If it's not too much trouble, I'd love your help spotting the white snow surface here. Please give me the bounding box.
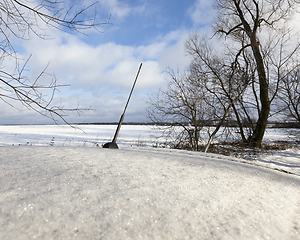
[0,125,300,239]
[0,124,299,175]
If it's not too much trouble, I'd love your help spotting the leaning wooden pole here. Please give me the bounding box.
[103,63,143,149]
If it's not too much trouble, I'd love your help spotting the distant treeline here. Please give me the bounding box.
[74,122,154,126]
[75,121,300,128]
[266,121,300,128]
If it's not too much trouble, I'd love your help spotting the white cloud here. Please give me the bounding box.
[96,0,146,21]
[1,0,213,124]
[22,27,192,91]
[188,0,216,26]
[6,27,193,123]
[98,0,131,20]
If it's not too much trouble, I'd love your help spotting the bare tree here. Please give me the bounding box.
[279,69,300,123]
[148,35,254,152]
[147,69,214,151]
[186,35,252,151]
[0,0,109,123]
[214,0,300,147]
[149,23,300,151]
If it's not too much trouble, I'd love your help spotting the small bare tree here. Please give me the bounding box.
[147,69,214,151]
[0,0,109,123]
[148,36,254,152]
[186,35,252,151]
[279,69,300,123]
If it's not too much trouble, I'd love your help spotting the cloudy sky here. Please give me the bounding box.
[1,0,216,124]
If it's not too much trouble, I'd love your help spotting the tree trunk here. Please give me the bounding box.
[229,99,247,142]
[248,39,270,148]
[232,0,271,148]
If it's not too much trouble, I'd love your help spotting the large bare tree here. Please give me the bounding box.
[0,0,108,124]
[214,0,300,147]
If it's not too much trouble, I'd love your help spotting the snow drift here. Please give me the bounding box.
[0,146,299,239]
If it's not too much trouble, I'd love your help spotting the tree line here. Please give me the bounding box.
[148,0,300,151]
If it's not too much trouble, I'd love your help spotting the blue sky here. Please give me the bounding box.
[96,1,195,45]
[1,0,216,124]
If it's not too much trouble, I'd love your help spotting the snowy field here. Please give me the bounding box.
[0,125,300,239]
[0,124,299,175]
[0,125,162,148]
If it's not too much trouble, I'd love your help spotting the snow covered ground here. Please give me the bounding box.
[0,124,299,175]
[0,125,300,239]
[0,125,162,147]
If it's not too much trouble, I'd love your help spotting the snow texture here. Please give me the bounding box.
[1,146,300,240]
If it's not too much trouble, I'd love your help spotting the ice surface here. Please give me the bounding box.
[0,146,300,239]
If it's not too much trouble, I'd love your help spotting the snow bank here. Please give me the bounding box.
[1,146,299,239]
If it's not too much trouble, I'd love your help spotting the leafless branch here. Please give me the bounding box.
[0,0,108,125]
